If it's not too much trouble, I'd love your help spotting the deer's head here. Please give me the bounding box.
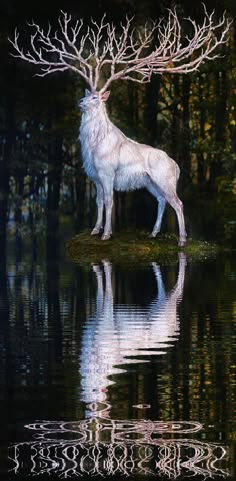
[78,89,110,112]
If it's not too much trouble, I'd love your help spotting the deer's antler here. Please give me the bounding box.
[9,6,232,92]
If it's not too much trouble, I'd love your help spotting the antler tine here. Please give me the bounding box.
[9,5,231,92]
[9,11,97,90]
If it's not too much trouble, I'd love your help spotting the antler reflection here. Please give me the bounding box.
[9,419,229,478]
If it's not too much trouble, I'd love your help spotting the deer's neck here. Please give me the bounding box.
[79,105,112,151]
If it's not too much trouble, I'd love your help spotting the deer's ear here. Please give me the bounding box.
[85,89,91,97]
[101,91,110,102]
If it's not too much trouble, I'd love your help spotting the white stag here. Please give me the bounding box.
[79,88,186,244]
[9,9,230,245]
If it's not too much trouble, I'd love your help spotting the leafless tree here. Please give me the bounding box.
[9,8,231,245]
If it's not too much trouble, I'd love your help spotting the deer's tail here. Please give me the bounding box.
[175,162,180,183]
[169,156,180,185]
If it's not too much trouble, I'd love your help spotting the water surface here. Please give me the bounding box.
[0,237,235,480]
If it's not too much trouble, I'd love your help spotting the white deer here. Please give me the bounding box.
[79,88,186,245]
[9,9,230,245]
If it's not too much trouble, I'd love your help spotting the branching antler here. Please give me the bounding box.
[9,6,232,92]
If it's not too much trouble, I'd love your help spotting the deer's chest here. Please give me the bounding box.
[80,136,99,182]
[83,153,99,182]
[79,121,109,183]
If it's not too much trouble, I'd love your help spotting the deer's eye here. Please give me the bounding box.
[92,95,97,99]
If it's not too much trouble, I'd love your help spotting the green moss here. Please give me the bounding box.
[66,230,219,265]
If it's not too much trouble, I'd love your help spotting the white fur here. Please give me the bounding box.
[79,90,187,245]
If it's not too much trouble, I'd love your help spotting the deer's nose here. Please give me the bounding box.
[78,98,85,109]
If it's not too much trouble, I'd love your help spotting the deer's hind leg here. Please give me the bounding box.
[147,183,166,237]
[147,176,187,246]
[167,192,187,246]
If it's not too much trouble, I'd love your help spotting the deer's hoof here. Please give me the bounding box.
[149,232,157,238]
[178,239,186,247]
[92,264,101,274]
[102,259,112,268]
[91,228,101,235]
[101,233,111,241]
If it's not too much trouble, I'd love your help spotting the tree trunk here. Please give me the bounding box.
[74,165,86,226]
[180,76,191,188]
[209,68,228,184]
[0,96,15,258]
[46,136,63,261]
[197,74,206,185]
[144,76,160,146]
[171,77,181,160]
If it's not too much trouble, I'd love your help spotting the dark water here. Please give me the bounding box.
[0,232,235,480]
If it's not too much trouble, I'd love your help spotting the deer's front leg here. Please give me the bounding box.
[91,182,104,235]
[99,175,114,240]
[92,263,104,314]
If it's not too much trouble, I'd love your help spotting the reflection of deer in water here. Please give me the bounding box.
[9,253,230,480]
[80,254,186,405]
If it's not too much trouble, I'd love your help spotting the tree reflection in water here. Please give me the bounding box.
[8,254,229,478]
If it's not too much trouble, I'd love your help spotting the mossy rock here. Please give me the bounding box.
[66,230,219,265]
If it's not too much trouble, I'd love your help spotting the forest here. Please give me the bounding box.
[0,0,236,254]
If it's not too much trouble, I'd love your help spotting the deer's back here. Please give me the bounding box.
[80,113,179,191]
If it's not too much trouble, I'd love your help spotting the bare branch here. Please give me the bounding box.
[9,6,232,91]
